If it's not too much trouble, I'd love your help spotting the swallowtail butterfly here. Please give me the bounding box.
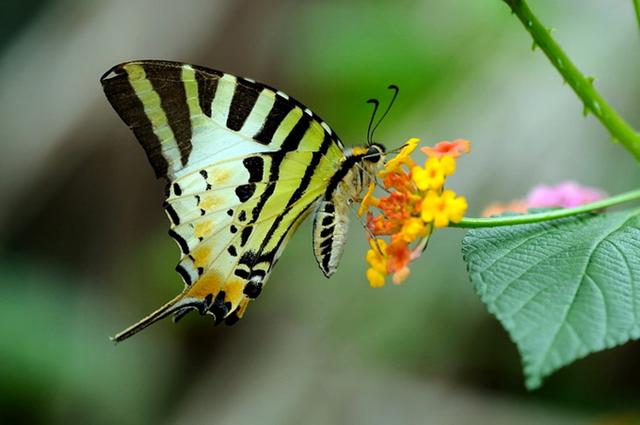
[101,60,385,341]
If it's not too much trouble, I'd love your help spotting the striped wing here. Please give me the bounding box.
[101,60,345,340]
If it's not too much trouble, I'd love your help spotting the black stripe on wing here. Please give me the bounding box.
[101,64,171,177]
[144,64,192,166]
[227,82,261,131]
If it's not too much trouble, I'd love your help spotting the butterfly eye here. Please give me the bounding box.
[365,144,385,162]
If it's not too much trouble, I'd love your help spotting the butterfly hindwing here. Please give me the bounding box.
[102,60,347,339]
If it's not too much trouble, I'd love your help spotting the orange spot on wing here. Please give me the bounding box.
[187,270,224,298]
[191,245,211,267]
[224,279,244,304]
[194,221,213,239]
[211,169,232,185]
[200,195,221,211]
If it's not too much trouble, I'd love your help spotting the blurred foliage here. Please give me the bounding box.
[0,0,47,53]
[0,260,178,425]
[2,0,640,424]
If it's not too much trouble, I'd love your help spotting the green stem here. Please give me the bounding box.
[634,0,640,31]
[503,0,640,161]
[451,188,640,229]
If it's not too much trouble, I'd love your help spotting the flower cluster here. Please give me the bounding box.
[360,138,470,287]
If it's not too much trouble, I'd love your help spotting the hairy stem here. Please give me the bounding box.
[503,0,640,160]
[451,188,640,228]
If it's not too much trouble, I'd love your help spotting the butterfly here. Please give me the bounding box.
[101,60,388,341]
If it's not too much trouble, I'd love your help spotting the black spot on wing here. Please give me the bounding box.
[243,156,264,183]
[224,310,241,326]
[210,291,232,325]
[240,226,253,247]
[243,281,262,299]
[235,183,256,202]
[238,251,257,267]
[203,293,214,310]
[234,268,249,279]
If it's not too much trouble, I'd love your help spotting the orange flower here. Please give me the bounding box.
[359,137,471,287]
[367,191,416,236]
[379,192,412,222]
[386,237,410,271]
[382,170,412,191]
[421,139,470,158]
[386,237,412,285]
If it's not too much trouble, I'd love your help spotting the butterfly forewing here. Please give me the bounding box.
[101,60,346,338]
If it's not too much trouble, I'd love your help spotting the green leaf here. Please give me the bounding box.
[462,209,640,389]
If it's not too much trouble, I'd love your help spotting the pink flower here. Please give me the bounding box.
[421,139,471,158]
[527,181,606,209]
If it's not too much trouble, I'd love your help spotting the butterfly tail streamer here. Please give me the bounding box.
[111,292,186,343]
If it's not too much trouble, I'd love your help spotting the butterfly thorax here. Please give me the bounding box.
[340,148,378,202]
[323,145,383,201]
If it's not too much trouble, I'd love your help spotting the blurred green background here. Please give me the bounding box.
[1,1,639,424]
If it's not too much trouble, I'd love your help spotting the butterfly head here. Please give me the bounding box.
[364,143,385,163]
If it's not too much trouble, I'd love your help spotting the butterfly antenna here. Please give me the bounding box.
[369,85,399,143]
[366,98,380,146]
